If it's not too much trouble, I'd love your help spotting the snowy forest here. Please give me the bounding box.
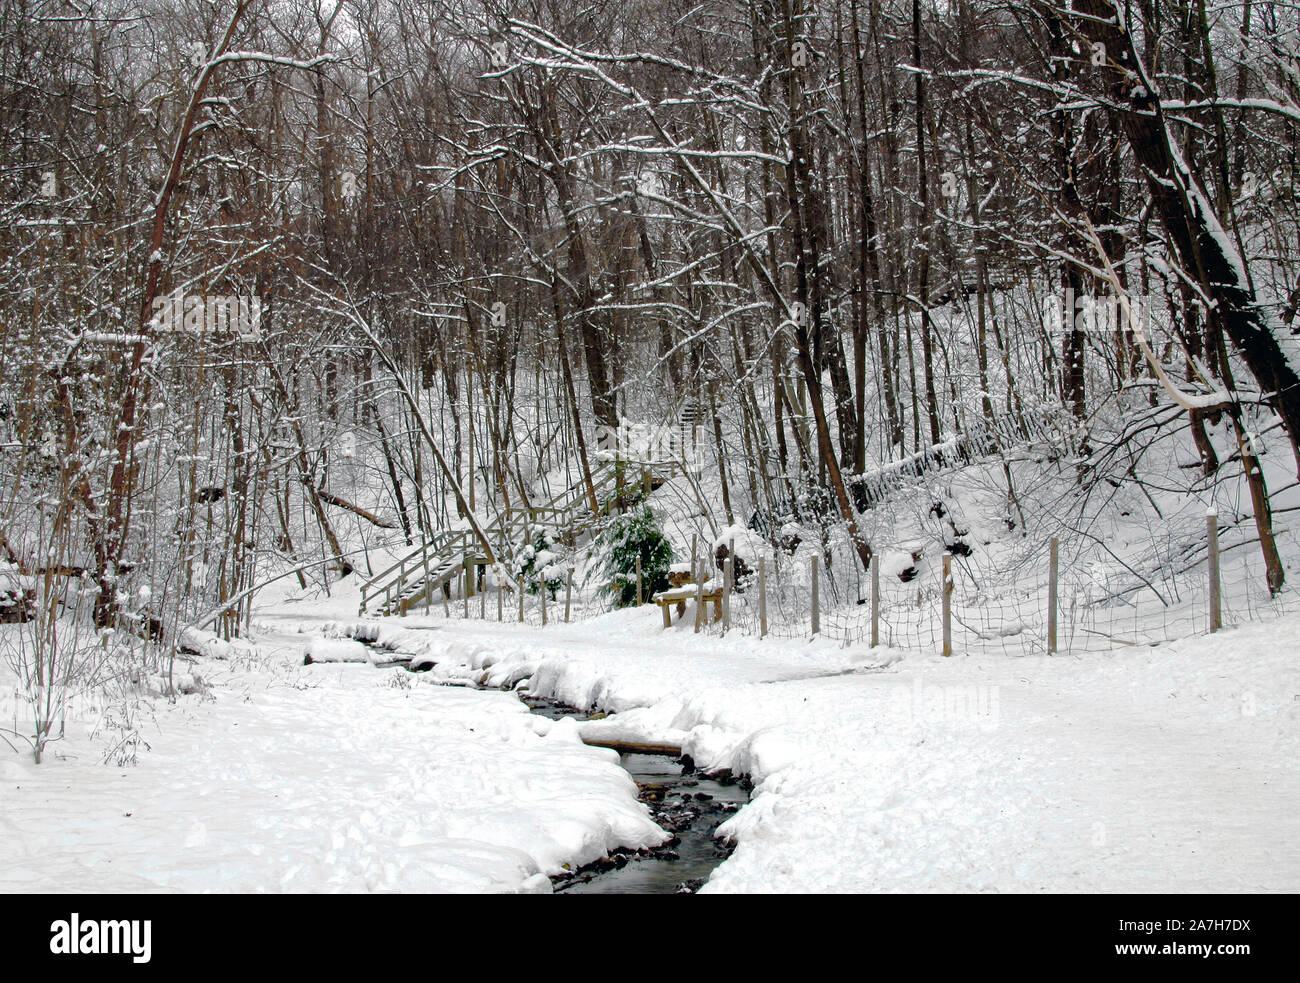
[1,0,1297,898]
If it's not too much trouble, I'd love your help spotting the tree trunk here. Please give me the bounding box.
[1071,0,1300,471]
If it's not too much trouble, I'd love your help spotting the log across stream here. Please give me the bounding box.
[518,694,752,894]
[327,627,752,893]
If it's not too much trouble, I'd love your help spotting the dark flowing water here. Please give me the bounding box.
[519,694,751,895]
[336,636,751,894]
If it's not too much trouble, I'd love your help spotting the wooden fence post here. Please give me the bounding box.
[811,556,820,636]
[497,581,503,621]
[480,571,486,619]
[870,553,879,648]
[518,577,524,622]
[462,564,469,618]
[565,569,573,622]
[541,580,548,625]
[692,539,701,631]
[694,567,705,634]
[759,555,767,638]
[1047,537,1059,654]
[723,552,733,631]
[942,552,953,657]
[636,555,642,606]
[1208,508,1222,632]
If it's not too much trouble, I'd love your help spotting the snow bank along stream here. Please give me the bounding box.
[327,627,754,894]
[519,695,750,894]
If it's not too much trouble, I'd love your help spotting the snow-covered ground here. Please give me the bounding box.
[358,599,1300,892]
[2,576,1296,893]
[0,615,662,893]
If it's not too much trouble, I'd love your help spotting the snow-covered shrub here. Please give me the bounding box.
[597,505,675,607]
[512,530,566,598]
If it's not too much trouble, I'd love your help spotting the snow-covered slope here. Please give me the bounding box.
[407,605,1299,892]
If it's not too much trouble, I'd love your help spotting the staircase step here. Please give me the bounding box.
[364,460,680,614]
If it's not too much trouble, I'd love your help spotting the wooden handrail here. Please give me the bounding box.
[360,528,469,593]
[359,459,680,614]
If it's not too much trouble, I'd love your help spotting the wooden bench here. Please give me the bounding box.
[652,582,722,628]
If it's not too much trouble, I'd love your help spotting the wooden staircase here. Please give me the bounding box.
[357,459,676,616]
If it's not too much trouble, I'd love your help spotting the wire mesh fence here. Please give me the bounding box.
[387,502,1297,659]
[721,510,1297,655]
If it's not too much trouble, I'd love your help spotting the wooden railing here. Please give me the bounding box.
[358,459,678,616]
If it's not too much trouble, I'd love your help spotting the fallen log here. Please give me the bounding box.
[581,738,683,756]
[315,487,395,528]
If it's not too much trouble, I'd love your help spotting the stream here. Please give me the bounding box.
[520,694,751,894]
[331,632,751,893]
